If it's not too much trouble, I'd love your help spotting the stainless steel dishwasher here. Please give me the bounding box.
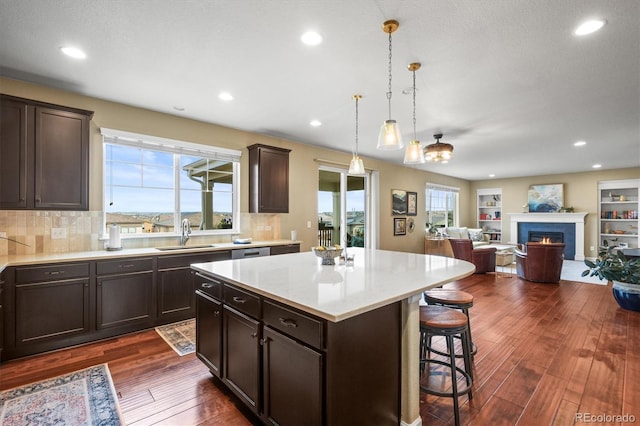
[231,246,271,259]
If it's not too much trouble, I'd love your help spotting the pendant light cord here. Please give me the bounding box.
[412,68,417,141]
[387,30,393,118]
[355,95,360,156]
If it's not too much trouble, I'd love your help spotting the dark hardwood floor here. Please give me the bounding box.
[1,272,638,425]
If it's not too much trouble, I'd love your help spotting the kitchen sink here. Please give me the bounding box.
[155,244,216,251]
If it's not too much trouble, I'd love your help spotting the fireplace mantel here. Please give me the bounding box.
[509,212,588,260]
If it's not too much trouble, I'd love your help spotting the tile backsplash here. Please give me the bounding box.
[0,210,281,256]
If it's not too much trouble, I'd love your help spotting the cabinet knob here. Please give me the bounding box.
[214,310,220,317]
[202,283,214,289]
[251,332,258,338]
[259,337,271,346]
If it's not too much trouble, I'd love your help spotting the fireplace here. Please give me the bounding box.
[509,212,588,261]
[528,231,564,244]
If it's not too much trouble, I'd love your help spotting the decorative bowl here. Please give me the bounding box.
[312,246,343,265]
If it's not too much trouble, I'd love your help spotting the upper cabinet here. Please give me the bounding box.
[0,95,93,210]
[248,144,291,213]
[598,179,639,249]
[477,188,502,242]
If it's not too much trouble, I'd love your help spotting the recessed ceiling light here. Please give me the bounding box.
[310,120,322,127]
[592,164,602,168]
[301,31,323,46]
[574,19,606,36]
[218,92,233,101]
[60,46,87,59]
[489,174,496,178]
[574,141,587,147]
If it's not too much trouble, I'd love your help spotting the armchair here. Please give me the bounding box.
[449,238,497,274]
[515,242,565,283]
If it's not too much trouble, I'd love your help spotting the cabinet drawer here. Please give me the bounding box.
[263,300,324,349]
[158,250,231,270]
[195,273,223,300]
[223,284,261,318]
[270,244,300,255]
[96,258,153,275]
[15,262,89,283]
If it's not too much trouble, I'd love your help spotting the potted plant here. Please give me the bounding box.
[583,243,640,312]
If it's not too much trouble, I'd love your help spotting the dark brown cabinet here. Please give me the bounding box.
[269,243,300,255]
[12,263,90,350]
[0,95,93,210]
[223,305,261,414]
[262,326,322,426]
[157,251,231,323]
[96,258,154,330]
[195,290,223,377]
[248,144,291,213]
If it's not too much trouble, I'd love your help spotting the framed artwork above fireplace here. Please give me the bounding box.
[528,184,563,212]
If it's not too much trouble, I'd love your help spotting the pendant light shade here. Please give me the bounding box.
[403,62,425,164]
[377,20,403,150]
[424,133,454,162]
[348,94,366,175]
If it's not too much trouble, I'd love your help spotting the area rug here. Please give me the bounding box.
[560,260,607,285]
[0,363,123,426]
[155,319,196,356]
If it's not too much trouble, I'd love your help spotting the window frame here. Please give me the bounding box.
[425,183,459,230]
[100,128,241,240]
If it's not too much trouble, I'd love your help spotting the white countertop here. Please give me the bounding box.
[0,240,297,272]
[191,248,475,322]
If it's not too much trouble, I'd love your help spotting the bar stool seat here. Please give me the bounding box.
[420,305,473,426]
[424,289,476,357]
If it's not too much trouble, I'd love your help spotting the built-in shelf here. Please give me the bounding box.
[477,188,502,242]
[598,179,639,250]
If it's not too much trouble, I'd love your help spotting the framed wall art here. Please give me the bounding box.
[528,184,564,212]
[394,217,406,236]
[392,189,407,215]
[407,191,417,216]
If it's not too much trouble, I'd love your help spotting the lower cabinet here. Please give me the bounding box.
[223,306,261,414]
[195,290,222,377]
[16,277,90,345]
[269,243,300,255]
[262,326,322,426]
[96,258,154,330]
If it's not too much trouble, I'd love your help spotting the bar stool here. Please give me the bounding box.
[419,305,473,426]
[423,289,476,358]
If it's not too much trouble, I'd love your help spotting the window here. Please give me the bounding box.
[101,128,241,237]
[425,183,459,229]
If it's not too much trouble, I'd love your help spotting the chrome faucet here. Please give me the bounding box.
[180,218,191,246]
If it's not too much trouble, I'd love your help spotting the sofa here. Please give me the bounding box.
[444,227,490,248]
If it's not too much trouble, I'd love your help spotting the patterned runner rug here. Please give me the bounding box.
[0,363,123,426]
[155,319,196,356]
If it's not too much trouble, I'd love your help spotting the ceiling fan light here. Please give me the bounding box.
[403,140,425,164]
[424,139,453,162]
[348,155,365,175]
[377,120,403,150]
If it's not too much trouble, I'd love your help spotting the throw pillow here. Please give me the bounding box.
[469,229,484,241]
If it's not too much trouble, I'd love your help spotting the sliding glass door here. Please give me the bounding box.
[318,167,369,248]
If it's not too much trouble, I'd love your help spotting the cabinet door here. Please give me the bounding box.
[34,106,90,210]
[196,291,222,377]
[223,305,261,413]
[15,278,90,345]
[262,326,323,426]
[249,144,291,213]
[0,98,29,209]
[97,272,153,329]
[158,267,196,321]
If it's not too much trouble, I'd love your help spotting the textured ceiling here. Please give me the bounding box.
[1,0,638,180]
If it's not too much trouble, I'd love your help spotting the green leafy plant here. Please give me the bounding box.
[425,222,438,235]
[583,242,640,285]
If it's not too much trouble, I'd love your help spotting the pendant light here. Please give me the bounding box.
[424,133,454,162]
[403,62,426,164]
[377,19,403,150]
[348,94,366,175]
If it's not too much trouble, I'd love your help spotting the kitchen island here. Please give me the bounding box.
[191,248,475,426]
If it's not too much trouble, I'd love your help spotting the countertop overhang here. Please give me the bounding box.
[191,248,475,322]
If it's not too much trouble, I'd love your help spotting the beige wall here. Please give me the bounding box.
[471,169,640,258]
[1,77,465,255]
